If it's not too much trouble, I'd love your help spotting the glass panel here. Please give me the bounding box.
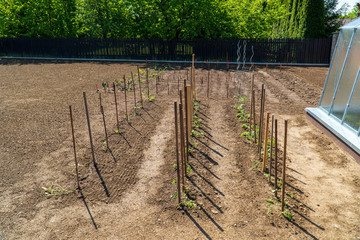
[344,70,360,131]
[331,30,359,120]
[320,29,353,111]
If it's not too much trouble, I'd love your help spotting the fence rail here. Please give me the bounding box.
[0,38,332,64]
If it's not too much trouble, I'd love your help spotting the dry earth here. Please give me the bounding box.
[0,61,359,239]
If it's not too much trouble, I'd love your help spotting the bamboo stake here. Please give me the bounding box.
[180,90,183,107]
[178,76,180,95]
[258,84,265,154]
[274,119,278,198]
[98,92,102,112]
[249,77,254,140]
[262,112,270,172]
[124,76,128,122]
[184,80,189,163]
[281,120,288,212]
[269,115,274,183]
[69,105,80,190]
[113,83,120,131]
[174,102,181,204]
[167,75,170,95]
[186,86,191,140]
[137,66,144,107]
[83,92,96,166]
[100,106,109,150]
[146,68,150,100]
[253,90,257,144]
[192,53,196,100]
[179,103,186,190]
[131,72,137,114]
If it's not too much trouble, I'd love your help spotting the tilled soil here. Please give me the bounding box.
[0,61,359,239]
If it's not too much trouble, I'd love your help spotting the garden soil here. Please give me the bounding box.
[0,61,359,239]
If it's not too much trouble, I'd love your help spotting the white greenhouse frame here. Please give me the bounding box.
[306,18,360,155]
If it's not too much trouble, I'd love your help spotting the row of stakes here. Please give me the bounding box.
[67,55,198,203]
[247,76,289,212]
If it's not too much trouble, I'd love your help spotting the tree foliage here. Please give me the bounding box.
[0,0,331,39]
[273,0,327,38]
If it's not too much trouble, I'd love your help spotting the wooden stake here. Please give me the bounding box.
[83,92,96,166]
[113,83,120,131]
[156,76,159,95]
[146,68,150,99]
[69,105,80,190]
[179,103,186,191]
[131,72,137,114]
[274,119,278,198]
[124,76,128,122]
[100,105,109,149]
[262,112,270,172]
[137,66,144,107]
[258,89,266,161]
[207,70,210,98]
[269,115,274,183]
[281,120,288,212]
[178,76,180,95]
[174,102,181,204]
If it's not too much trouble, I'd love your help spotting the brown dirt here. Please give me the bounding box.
[0,61,359,239]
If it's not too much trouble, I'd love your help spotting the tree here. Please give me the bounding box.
[340,3,360,18]
[273,0,326,38]
[324,0,341,37]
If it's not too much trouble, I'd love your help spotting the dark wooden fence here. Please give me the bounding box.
[0,38,332,64]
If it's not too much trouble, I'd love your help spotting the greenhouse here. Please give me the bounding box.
[306,17,360,155]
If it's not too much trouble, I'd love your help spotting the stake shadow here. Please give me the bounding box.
[107,147,117,163]
[200,122,212,131]
[290,207,325,231]
[197,102,209,108]
[285,193,315,212]
[192,146,218,165]
[93,162,110,197]
[78,188,98,229]
[189,163,224,196]
[187,177,223,213]
[193,137,224,158]
[286,174,307,185]
[286,218,319,240]
[128,122,142,135]
[285,182,304,194]
[197,110,211,120]
[149,101,161,108]
[286,166,304,176]
[191,154,221,180]
[181,206,212,240]
[198,127,213,138]
[203,135,229,151]
[141,107,154,119]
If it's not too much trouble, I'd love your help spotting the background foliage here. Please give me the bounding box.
[0,0,353,39]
